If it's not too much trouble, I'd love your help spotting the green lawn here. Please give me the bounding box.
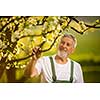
[83,71,100,83]
[82,66,100,83]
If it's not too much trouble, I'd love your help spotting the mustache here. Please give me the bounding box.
[57,50,68,58]
[64,49,67,52]
[60,49,67,52]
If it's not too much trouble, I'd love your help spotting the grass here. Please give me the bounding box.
[83,71,100,83]
[82,66,100,83]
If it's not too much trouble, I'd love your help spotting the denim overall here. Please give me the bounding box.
[49,57,74,83]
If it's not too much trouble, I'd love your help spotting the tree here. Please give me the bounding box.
[0,16,100,82]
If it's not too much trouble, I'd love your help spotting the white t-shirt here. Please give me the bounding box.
[34,55,84,83]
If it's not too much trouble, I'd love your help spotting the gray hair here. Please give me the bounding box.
[61,33,77,48]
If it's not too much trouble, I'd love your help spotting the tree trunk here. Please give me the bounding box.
[0,65,5,79]
[6,67,16,83]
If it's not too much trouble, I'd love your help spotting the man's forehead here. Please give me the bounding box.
[61,37,74,42]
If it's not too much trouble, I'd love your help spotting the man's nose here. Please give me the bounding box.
[63,43,67,48]
[63,44,68,50]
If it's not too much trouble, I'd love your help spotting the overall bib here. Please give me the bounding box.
[49,57,74,83]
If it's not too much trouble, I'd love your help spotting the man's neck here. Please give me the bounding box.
[55,55,68,64]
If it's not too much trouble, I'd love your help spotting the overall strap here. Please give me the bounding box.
[49,56,74,83]
[70,60,74,82]
[49,56,56,82]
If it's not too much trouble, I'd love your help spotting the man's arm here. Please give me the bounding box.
[76,64,84,83]
[24,47,41,78]
[24,58,38,78]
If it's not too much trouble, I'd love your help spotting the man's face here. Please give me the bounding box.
[58,37,75,58]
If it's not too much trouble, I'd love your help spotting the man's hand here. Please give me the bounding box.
[32,46,42,60]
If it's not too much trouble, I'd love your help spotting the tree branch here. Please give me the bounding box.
[68,17,100,34]
[85,23,100,28]
[41,34,61,52]
[70,17,100,29]
[17,34,42,40]
[0,16,23,32]
[70,26,83,34]
[67,17,73,27]
[37,16,48,25]
[7,54,33,64]
[0,17,12,32]
[6,34,60,64]
[69,17,79,23]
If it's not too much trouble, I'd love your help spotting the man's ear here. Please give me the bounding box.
[71,48,75,54]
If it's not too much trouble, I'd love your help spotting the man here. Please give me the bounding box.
[24,33,84,83]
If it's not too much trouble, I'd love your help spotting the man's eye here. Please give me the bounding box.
[67,43,70,46]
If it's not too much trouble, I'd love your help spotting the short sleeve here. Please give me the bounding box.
[74,62,84,83]
[35,58,43,75]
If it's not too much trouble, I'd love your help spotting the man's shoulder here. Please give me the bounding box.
[69,58,81,66]
[39,55,53,61]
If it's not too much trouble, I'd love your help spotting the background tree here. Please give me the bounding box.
[0,16,100,82]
